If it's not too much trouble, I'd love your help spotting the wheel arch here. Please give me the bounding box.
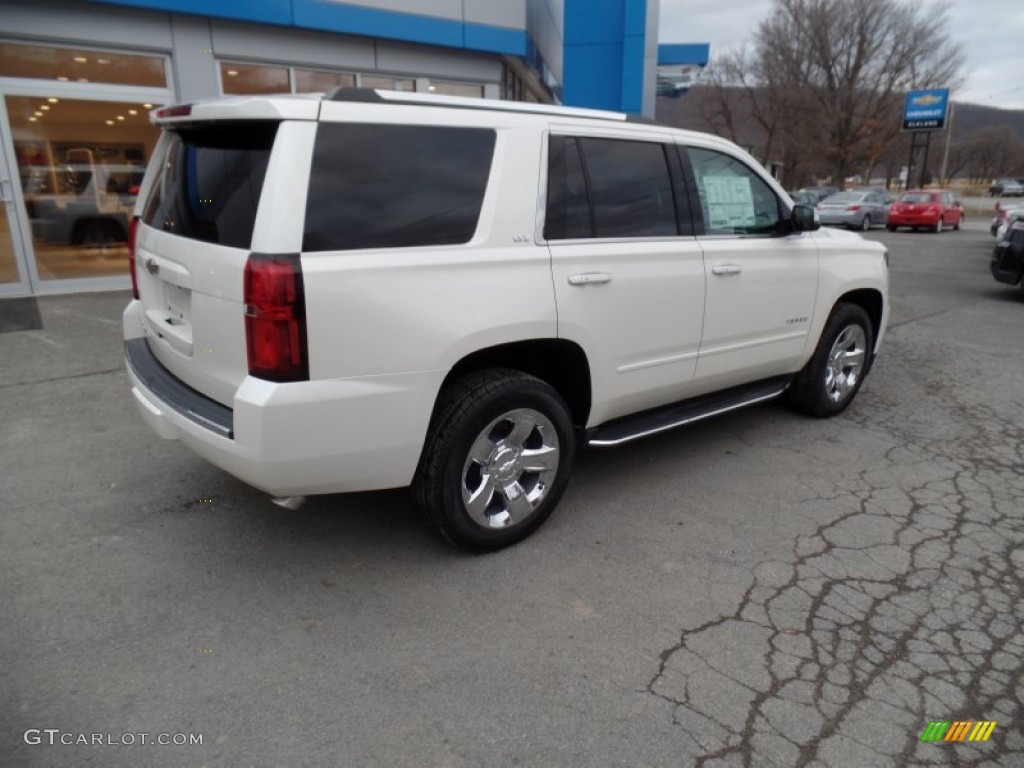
[834,288,884,348]
[438,339,592,429]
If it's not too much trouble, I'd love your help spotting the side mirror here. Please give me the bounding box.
[791,204,820,233]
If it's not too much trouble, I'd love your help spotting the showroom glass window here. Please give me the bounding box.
[303,124,495,251]
[686,147,781,236]
[0,42,167,281]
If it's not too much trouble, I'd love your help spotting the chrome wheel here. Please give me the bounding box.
[824,325,867,403]
[461,408,560,529]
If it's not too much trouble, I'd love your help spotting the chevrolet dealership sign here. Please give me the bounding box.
[903,88,950,131]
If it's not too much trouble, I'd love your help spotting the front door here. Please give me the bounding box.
[684,144,819,391]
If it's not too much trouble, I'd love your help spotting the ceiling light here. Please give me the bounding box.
[143,103,153,109]
[57,76,69,82]
[116,115,125,121]
[29,117,38,122]
[97,58,110,65]
[106,119,115,125]
[77,78,89,83]
[73,56,88,63]
[48,98,59,103]
[128,109,138,115]
[40,105,50,111]
[226,70,238,76]
[428,85,436,92]
[34,111,43,117]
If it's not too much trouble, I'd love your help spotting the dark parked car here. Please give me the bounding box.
[887,189,963,233]
[990,220,1024,294]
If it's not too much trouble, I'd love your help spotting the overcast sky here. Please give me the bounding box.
[658,0,1024,109]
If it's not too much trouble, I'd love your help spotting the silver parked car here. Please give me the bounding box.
[816,190,892,231]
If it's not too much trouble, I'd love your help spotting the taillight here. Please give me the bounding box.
[846,205,861,212]
[243,254,308,382]
[153,103,193,119]
[127,216,140,300]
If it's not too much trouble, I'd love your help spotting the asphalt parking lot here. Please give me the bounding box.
[2,218,1022,767]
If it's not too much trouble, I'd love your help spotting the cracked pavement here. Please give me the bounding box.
[2,221,1022,766]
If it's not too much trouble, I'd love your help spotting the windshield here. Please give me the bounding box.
[821,192,865,203]
[899,193,935,204]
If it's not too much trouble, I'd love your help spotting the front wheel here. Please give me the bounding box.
[788,304,873,418]
[413,369,576,551]
[934,217,943,234]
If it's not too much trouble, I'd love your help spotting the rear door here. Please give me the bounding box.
[545,130,706,425]
[134,109,314,405]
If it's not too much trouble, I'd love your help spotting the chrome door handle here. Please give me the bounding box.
[0,179,12,203]
[568,272,612,286]
[711,264,743,276]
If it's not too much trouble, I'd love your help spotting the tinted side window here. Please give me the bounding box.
[686,147,781,236]
[142,122,278,249]
[579,138,677,237]
[545,135,592,239]
[304,124,495,251]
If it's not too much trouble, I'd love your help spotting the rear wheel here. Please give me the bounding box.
[886,224,897,232]
[860,215,871,232]
[789,303,873,418]
[413,369,576,551]
[933,217,943,234]
[953,214,962,231]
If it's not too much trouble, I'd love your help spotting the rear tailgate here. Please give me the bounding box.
[133,99,317,406]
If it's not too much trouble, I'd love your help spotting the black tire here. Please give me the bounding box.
[788,303,874,418]
[860,214,871,232]
[413,369,576,552]
[953,214,962,231]
[886,224,897,232]
[933,217,943,234]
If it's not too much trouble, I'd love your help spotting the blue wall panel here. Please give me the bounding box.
[92,0,526,56]
[562,0,647,113]
[94,0,293,25]
[562,43,623,111]
[658,43,710,66]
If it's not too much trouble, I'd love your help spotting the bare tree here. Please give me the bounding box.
[698,0,964,186]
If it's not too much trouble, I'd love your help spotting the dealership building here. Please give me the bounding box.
[0,0,665,297]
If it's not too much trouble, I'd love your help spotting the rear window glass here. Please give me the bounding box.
[141,121,278,249]
[303,124,495,251]
[899,193,935,203]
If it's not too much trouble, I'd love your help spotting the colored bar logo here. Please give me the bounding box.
[921,721,997,743]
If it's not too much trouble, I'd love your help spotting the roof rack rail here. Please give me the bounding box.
[326,87,628,122]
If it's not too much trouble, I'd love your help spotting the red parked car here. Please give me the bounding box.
[887,189,963,233]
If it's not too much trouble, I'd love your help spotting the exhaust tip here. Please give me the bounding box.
[271,495,307,511]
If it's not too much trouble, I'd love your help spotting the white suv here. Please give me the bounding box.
[124,89,888,550]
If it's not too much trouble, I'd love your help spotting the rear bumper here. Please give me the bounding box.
[888,214,939,227]
[124,304,443,496]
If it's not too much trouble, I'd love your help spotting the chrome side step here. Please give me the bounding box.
[586,376,792,448]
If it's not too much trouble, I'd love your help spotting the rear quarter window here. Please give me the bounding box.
[141,121,278,249]
[303,124,496,251]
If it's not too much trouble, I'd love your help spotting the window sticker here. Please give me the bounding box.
[702,175,755,230]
